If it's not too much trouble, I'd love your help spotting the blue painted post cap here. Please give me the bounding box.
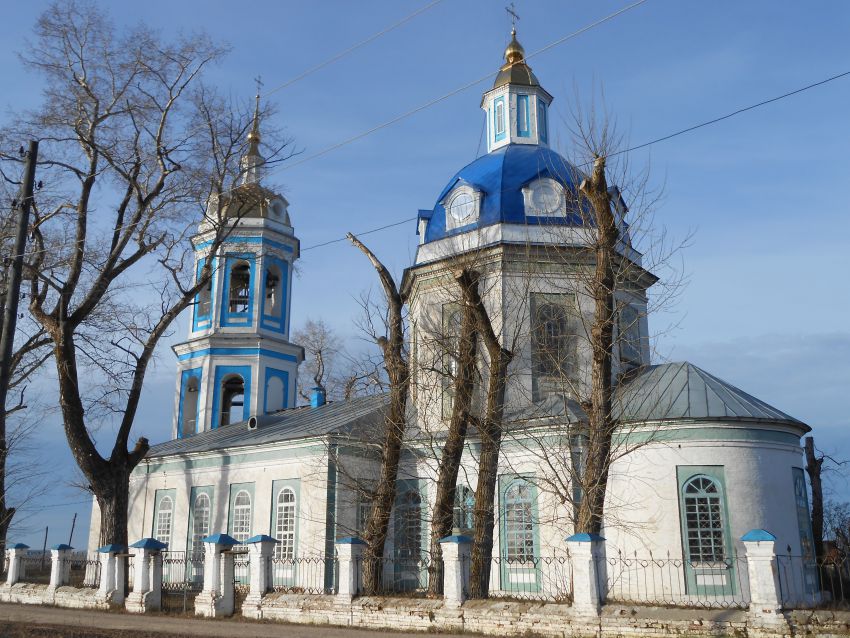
[97,543,127,554]
[7,543,30,550]
[202,533,240,546]
[741,529,776,542]
[51,543,73,551]
[246,534,279,544]
[566,533,606,543]
[439,534,473,544]
[335,536,367,545]
[129,538,169,551]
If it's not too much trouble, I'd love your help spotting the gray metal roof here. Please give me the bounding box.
[147,393,389,458]
[614,361,807,428]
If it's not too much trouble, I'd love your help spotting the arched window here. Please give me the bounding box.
[682,476,726,564]
[191,493,211,557]
[531,293,578,402]
[274,488,296,559]
[395,490,422,559]
[231,490,252,543]
[155,496,173,546]
[181,374,200,436]
[263,265,283,318]
[504,482,535,562]
[453,486,474,533]
[265,375,285,414]
[228,260,251,314]
[220,374,245,426]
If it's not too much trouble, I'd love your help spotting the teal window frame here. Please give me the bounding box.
[517,94,531,137]
[676,466,735,596]
[227,482,255,543]
[220,254,255,327]
[498,474,540,593]
[152,488,177,548]
[453,485,475,533]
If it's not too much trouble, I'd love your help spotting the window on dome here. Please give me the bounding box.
[494,97,506,141]
[517,95,530,137]
[537,100,548,143]
[445,186,480,231]
[531,293,579,402]
[523,178,565,216]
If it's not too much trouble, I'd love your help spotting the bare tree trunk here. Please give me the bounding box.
[427,269,479,596]
[347,233,409,595]
[805,436,824,561]
[575,155,619,535]
[464,272,513,599]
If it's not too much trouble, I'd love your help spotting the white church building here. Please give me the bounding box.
[89,29,815,601]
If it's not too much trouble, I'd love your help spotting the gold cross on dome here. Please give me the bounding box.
[506,3,520,29]
[254,75,264,98]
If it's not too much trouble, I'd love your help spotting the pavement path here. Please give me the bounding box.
[0,602,470,637]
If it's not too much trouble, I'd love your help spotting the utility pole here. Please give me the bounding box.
[68,512,77,546]
[0,140,38,550]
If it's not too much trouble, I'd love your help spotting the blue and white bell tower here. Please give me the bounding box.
[172,96,304,439]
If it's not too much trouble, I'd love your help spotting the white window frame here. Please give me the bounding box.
[274,487,297,560]
[522,177,567,217]
[442,184,482,231]
[231,490,252,543]
[191,493,211,557]
[155,496,174,546]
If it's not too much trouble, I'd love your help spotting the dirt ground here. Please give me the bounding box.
[0,622,193,638]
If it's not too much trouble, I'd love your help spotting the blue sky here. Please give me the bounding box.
[2,0,848,547]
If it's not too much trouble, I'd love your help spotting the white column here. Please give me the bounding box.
[243,535,277,617]
[96,546,119,600]
[336,537,365,602]
[48,544,73,589]
[566,533,604,618]
[195,534,240,618]
[5,544,29,586]
[742,529,787,630]
[125,538,167,613]
[439,534,471,608]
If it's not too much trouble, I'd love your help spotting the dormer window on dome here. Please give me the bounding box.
[522,178,566,217]
[443,184,481,231]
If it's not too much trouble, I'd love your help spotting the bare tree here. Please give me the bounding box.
[1,1,295,547]
[346,233,410,594]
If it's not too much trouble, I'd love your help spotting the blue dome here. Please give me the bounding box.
[419,144,586,244]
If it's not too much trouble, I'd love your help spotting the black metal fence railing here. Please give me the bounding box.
[597,551,750,609]
[777,554,850,610]
[355,555,440,597]
[20,553,51,584]
[65,551,101,588]
[487,556,573,602]
[268,555,337,595]
[160,551,205,614]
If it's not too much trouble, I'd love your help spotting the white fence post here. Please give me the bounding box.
[195,533,239,618]
[566,533,604,618]
[96,543,124,603]
[5,543,28,586]
[125,538,167,613]
[48,543,73,589]
[243,534,278,618]
[336,536,365,603]
[742,529,788,631]
[439,534,471,608]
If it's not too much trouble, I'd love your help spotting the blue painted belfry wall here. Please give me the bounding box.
[170,103,304,439]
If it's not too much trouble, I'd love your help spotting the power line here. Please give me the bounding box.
[265,0,445,96]
[267,0,650,176]
[300,67,850,251]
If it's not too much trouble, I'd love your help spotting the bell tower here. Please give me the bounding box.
[172,94,304,438]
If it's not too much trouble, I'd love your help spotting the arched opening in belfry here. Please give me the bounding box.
[229,260,251,314]
[264,264,283,318]
[220,374,245,426]
[181,375,200,435]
